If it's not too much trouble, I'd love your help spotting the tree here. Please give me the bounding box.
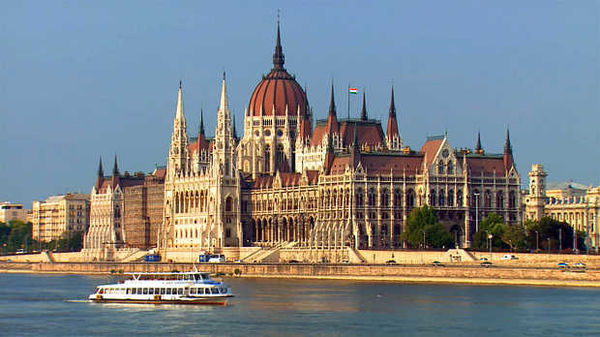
[526,217,586,252]
[401,206,453,249]
[501,224,527,251]
[472,213,508,250]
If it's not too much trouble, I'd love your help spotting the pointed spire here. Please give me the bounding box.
[199,108,205,136]
[475,131,482,152]
[504,128,512,154]
[97,156,104,177]
[175,81,184,120]
[386,87,399,141]
[326,83,339,134]
[218,72,229,113]
[360,92,368,121]
[272,19,285,70]
[112,154,119,176]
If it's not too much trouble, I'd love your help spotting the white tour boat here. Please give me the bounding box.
[88,271,234,305]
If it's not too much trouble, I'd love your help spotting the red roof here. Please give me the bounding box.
[466,156,507,176]
[419,138,444,167]
[248,69,308,117]
[311,120,384,147]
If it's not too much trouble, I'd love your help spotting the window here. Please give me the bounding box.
[447,161,453,175]
[178,288,183,295]
[225,197,233,212]
[438,160,444,174]
[430,189,436,206]
[356,189,364,207]
[448,189,454,207]
[406,189,415,209]
[143,288,148,295]
[226,228,231,238]
[264,145,271,172]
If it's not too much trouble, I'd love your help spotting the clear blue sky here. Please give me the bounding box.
[1,1,598,206]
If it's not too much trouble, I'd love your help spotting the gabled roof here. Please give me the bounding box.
[464,155,506,176]
[311,119,384,147]
[419,136,444,167]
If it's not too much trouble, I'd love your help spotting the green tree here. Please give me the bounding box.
[501,223,527,251]
[526,217,586,252]
[472,213,507,250]
[401,206,453,249]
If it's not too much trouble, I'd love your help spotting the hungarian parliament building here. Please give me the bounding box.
[82,25,522,260]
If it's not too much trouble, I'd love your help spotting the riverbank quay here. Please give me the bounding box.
[1,261,599,288]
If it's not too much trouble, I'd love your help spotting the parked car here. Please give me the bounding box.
[480,261,493,268]
[385,260,397,265]
[432,261,445,267]
[479,257,488,261]
[557,262,569,269]
[574,262,586,269]
[288,259,300,264]
[500,254,517,261]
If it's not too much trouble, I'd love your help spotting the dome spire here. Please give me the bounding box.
[272,18,285,70]
[475,130,482,152]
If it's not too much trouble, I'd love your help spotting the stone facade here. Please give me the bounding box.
[83,157,165,260]
[160,24,521,256]
[0,202,28,223]
[31,193,89,242]
[523,164,599,250]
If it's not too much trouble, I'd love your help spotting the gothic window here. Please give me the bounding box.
[394,189,401,207]
[430,189,437,206]
[264,145,271,172]
[225,228,231,238]
[509,191,516,209]
[225,196,233,212]
[457,190,463,207]
[448,189,454,207]
[484,190,492,208]
[276,144,285,170]
[439,189,445,206]
[406,189,415,209]
[368,188,376,207]
[381,189,389,207]
[438,160,444,175]
[356,188,364,207]
[114,205,121,218]
[447,161,454,175]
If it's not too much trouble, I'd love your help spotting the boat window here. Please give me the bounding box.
[155,288,160,295]
[166,288,172,295]
[220,287,226,294]
[126,288,130,294]
[160,288,166,295]
[178,288,183,295]
[190,288,196,295]
[143,288,148,295]
[149,288,154,295]
[210,288,218,294]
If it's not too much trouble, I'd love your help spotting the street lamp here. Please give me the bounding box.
[559,228,562,253]
[422,229,426,250]
[547,237,550,254]
[474,192,480,233]
[535,230,539,252]
[488,233,493,259]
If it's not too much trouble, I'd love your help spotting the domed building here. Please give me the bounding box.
[238,23,311,177]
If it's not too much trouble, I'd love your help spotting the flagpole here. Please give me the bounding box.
[347,84,350,119]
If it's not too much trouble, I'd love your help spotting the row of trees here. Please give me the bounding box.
[0,220,84,254]
[401,207,587,252]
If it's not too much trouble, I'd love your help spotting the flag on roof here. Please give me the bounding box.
[349,87,358,94]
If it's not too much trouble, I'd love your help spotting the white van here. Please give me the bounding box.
[500,254,517,260]
[208,254,225,263]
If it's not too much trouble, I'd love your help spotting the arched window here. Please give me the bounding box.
[225,196,233,212]
[439,189,445,206]
[509,191,516,208]
[394,189,401,207]
[368,188,376,207]
[356,188,364,207]
[430,189,437,206]
[406,189,415,209]
[276,144,285,170]
[448,189,454,207]
[496,191,504,209]
[381,189,389,207]
[438,160,444,174]
[457,190,463,207]
[484,190,492,208]
[447,161,453,175]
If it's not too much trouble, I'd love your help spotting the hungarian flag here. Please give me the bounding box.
[349,87,358,95]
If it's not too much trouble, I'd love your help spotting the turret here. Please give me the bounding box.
[111,154,120,187]
[475,131,483,154]
[167,81,190,177]
[95,156,104,191]
[326,83,339,135]
[503,128,514,171]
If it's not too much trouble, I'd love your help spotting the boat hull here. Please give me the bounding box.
[89,296,231,305]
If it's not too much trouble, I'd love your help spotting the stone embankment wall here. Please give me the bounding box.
[2,261,599,286]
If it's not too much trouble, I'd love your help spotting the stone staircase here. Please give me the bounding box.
[242,244,283,263]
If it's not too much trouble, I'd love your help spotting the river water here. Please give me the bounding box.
[0,273,598,336]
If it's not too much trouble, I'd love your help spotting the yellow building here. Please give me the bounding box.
[31,194,90,242]
[0,202,28,223]
[524,164,599,250]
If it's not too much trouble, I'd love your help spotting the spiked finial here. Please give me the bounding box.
[97,156,104,177]
[112,154,119,176]
[475,131,482,152]
[328,82,336,117]
[218,73,229,113]
[199,109,205,136]
[504,128,512,154]
[175,81,184,119]
[272,19,285,69]
[386,87,399,141]
[360,92,368,121]
[389,86,396,117]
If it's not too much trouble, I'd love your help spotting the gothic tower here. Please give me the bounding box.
[526,164,547,221]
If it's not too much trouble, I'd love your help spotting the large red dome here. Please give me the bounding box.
[247,25,308,118]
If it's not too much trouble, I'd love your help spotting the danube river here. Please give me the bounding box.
[0,273,598,336]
